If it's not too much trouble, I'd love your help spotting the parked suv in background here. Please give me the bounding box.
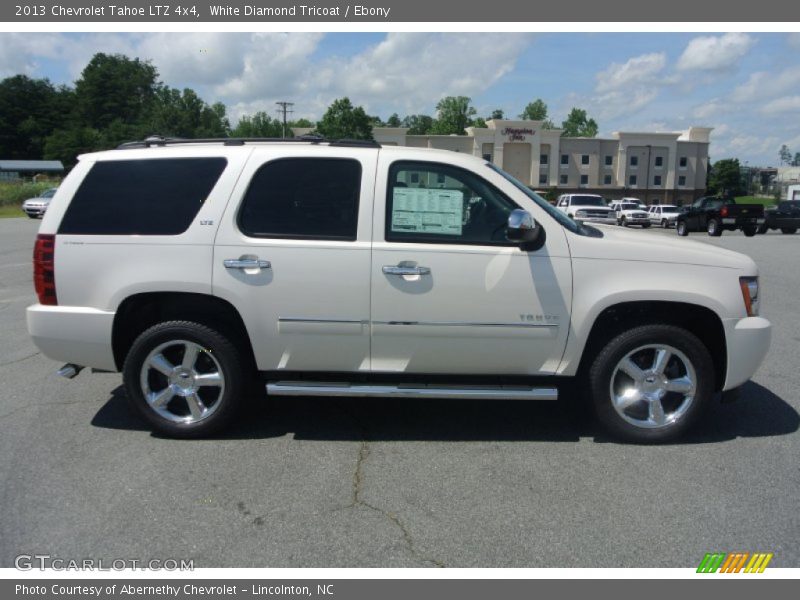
[21,187,58,218]
[556,194,616,225]
[27,137,771,443]
[648,204,682,228]
[609,200,651,228]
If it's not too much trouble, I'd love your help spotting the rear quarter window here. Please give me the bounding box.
[58,158,227,235]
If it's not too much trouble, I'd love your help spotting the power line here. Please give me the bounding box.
[275,102,294,139]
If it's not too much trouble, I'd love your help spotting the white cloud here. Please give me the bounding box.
[691,99,727,120]
[732,65,800,103]
[760,96,800,115]
[595,52,666,93]
[788,33,800,48]
[676,33,754,72]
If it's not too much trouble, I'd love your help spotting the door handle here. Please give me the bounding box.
[224,258,271,269]
[382,265,431,276]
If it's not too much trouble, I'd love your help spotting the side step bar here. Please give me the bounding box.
[266,381,558,401]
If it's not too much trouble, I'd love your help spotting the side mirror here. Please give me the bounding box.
[506,209,546,251]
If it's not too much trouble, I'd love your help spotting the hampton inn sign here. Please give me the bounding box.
[502,127,535,142]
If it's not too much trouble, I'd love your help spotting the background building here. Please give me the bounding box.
[353,120,712,205]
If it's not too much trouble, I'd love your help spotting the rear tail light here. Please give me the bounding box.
[720,206,729,217]
[33,234,57,305]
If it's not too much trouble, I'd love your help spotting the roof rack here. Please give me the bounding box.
[116,135,381,150]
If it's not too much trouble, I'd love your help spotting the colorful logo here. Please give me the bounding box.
[697,552,774,573]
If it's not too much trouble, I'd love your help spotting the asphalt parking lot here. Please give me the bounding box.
[1,217,798,568]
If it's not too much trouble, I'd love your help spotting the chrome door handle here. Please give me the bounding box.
[224,258,271,269]
[382,265,431,276]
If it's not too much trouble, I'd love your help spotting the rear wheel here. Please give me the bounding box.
[742,226,757,237]
[707,218,722,236]
[781,227,797,234]
[757,223,768,234]
[588,325,713,443]
[123,321,245,438]
[677,221,689,236]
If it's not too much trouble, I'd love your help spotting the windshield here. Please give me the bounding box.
[571,195,607,207]
[620,203,638,210]
[661,206,680,213]
[487,163,583,234]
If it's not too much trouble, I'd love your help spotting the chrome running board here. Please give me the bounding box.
[266,381,558,401]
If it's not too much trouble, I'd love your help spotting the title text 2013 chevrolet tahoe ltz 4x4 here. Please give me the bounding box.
[26,137,772,442]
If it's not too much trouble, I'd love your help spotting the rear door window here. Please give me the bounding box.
[58,158,227,235]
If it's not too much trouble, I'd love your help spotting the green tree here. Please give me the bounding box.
[401,114,434,135]
[430,96,477,135]
[472,117,487,128]
[386,113,402,127]
[794,152,800,167]
[290,118,314,128]
[43,127,102,167]
[561,108,599,138]
[779,144,792,165]
[315,97,373,140]
[75,53,158,129]
[707,158,742,197]
[490,109,505,120]
[142,87,229,139]
[519,99,548,121]
[231,111,283,138]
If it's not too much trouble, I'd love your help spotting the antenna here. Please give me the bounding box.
[275,101,295,139]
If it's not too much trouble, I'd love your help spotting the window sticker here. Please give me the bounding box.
[391,187,463,235]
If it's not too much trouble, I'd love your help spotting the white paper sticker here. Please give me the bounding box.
[391,188,463,235]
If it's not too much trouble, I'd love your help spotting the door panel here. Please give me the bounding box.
[213,147,377,372]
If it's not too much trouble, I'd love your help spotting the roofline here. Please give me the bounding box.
[116,135,381,150]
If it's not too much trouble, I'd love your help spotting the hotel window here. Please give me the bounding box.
[654,175,662,186]
[560,154,569,166]
[560,174,568,185]
[581,154,589,165]
[603,174,612,185]
[539,173,548,185]
[678,175,686,187]
[679,156,688,169]
[655,156,664,168]
[605,155,613,166]
[629,175,637,186]
[630,155,638,167]
[540,154,549,165]
[482,153,493,163]
[580,175,589,185]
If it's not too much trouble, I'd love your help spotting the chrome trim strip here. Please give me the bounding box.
[373,321,559,328]
[278,318,368,324]
[267,382,558,401]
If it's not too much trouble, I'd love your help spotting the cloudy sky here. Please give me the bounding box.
[1,31,798,165]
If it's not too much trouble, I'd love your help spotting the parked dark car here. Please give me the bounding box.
[758,201,800,234]
[676,196,765,237]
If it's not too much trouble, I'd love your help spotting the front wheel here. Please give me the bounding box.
[122,321,245,438]
[588,325,714,443]
[661,219,669,228]
[677,221,689,236]
[642,223,651,229]
[781,227,797,234]
[621,217,628,227]
[707,218,722,236]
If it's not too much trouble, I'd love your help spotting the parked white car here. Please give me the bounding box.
[26,138,771,443]
[609,200,651,228]
[21,187,58,218]
[649,204,683,228]
[555,193,617,225]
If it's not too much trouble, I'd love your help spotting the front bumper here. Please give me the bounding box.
[22,204,47,216]
[721,217,765,226]
[623,216,650,225]
[26,304,117,372]
[722,316,771,390]
[576,216,617,225]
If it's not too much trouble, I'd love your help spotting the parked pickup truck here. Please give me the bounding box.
[676,196,764,237]
[26,137,771,443]
[758,201,799,235]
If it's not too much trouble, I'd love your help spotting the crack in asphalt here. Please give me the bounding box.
[0,351,40,368]
[341,409,445,568]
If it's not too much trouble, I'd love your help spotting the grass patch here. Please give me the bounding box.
[0,205,27,218]
[735,196,778,207]
[0,181,59,207]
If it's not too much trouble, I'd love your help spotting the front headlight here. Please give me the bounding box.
[739,276,759,316]
[575,210,587,217]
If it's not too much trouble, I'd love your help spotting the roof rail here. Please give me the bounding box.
[115,135,381,150]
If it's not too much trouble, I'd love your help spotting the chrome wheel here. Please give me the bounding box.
[609,344,696,429]
[139,340,225,424]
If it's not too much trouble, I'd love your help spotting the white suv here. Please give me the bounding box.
[609,200,651,228]
[555,194,617,225]
[27,137,771,442]
[649,204,682,228]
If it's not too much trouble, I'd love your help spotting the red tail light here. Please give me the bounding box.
[720,206,729,217]
[33,234,57,305]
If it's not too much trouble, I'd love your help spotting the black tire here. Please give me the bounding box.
[742,226,757,237]
[661,219,669,228]
[707,218,722,236]
[781,227,797,234]
[588,324,714,443]
[677,220,689,236]
[642,223,651,229]
[757,224,768,234]
[621,216,628,227]
[26,213,37,219]
[122,321,245,438]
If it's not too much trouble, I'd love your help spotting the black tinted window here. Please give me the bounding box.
[238,158,361,240]
[59,158,227,235]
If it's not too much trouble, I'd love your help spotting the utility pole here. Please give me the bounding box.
[275,102,294,138]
